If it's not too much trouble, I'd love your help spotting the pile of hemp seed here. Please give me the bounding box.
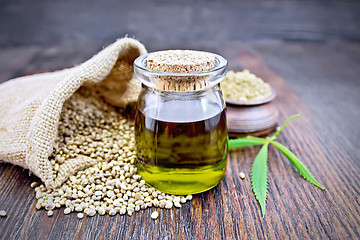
[221,70,272,101]
[32,87,192,220]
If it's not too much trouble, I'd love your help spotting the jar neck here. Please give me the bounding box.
[141,83,222,99]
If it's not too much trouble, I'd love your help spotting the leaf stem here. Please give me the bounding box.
[270,114,301,140]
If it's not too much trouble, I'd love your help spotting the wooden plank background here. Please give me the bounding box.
[1,0,359,47]
[0,48,359,239]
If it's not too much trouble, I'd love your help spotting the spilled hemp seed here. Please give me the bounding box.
[33,88,192,219]
[151,211,159,220]
[0,210,6,217]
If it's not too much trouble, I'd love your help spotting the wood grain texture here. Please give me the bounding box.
[0,47,360,240]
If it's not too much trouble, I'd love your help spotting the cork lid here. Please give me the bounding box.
[134,50,227,92]
[147,50,215,73]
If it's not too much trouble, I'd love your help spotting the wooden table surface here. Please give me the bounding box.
[0,42,359,239]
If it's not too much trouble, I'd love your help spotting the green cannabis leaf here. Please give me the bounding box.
[270,141,325,190]
[228,114,325,215]
[251,143,269,215]
[228,136,267,149]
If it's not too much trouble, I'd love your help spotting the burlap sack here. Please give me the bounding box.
[0,38,147,189]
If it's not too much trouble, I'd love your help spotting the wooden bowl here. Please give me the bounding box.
[226,88,279,137]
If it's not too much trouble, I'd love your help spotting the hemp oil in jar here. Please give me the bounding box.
[133,50,228,195]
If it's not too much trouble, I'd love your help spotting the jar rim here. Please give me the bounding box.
[133,51,228,92]
[134,52,227,76]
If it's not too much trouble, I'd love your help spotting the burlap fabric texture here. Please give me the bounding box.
[0,38,147,189]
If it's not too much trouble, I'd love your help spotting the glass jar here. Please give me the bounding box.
[133,51,228,195]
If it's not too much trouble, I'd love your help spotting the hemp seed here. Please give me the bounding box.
[151,211,159,220]
[0,210,7,217]
[64,208,71,215]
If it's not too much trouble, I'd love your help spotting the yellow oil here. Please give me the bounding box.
[135,109,228,195]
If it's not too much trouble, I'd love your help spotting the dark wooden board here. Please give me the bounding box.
[1,0,359,47]
[1,49,359,239]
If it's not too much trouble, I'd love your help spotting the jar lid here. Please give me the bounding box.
[147,50,215,73]
[134,50,227,92]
